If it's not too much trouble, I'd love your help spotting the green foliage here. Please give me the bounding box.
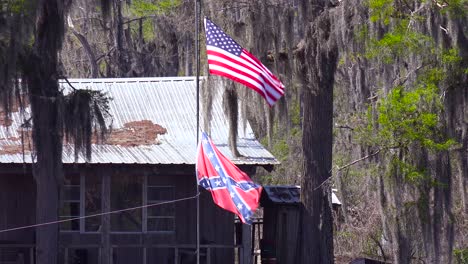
[360,2,460,154]
[128,0,181,41]
[336,230,356,240]
[272,139,289,163]
[390,158,430,184]
[365,20,433,63]
[290,101,301,126]
[142,19,155,42]
[375,84,455,151]
[4,0,34,16]
[442,48,463,64]
[441,0,468,18]
[290,127,302,137]
[8,0,26,14]
[130,0,181,16]
[454,248,468,264]
[99,61,107,75]
[368,0,394,24]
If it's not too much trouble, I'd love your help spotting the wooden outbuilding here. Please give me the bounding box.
[0,77,277,264]
[259,185,341,264]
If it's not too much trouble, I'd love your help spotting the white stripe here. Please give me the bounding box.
[209,64,276,105]
[207,54,283,99]
[241,52,285,93]
[208,46,282,91]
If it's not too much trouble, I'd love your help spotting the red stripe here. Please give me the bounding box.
[207,60,277,100]
[207,50,282,98]
[207,49,279,92]
[241,51,284,94]
[241,50,283,92]
[242,50,281,83]
[209,69,270,103]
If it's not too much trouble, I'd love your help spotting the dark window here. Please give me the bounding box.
[146,248,175,263]
[64,248,99,264]
[60,174,80,231]
[113,248,143,264]
[146,186,175,232]
[85,175,102,232]
[111,175,142,232]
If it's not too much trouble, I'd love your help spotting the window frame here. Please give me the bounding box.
[59,173,176,235]
[143,175,176,234]
[59,174,84,233]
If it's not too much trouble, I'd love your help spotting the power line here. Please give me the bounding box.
[0,193,200,234]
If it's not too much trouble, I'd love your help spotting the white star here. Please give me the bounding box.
[215,180,222,186]
[237,203,243,209]
[222,178,227,183]
[230,192,235,197]
[202,139,208,145]
[208,152,214,158]
[215,165,220,171]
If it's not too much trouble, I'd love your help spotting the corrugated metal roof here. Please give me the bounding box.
[0,77,278,165]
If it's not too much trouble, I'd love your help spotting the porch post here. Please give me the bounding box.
[241,224,252,264]
[194,0,201,263]
[101,173,111,264]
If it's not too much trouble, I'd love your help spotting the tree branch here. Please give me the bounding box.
[68,16,99,78]
[336,149,381,171]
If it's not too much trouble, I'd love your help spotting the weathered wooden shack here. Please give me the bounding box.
[259,186,341,264]
[0,77,277,264]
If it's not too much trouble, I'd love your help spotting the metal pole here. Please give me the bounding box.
[195,0,201,263]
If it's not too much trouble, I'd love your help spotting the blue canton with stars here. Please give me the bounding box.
[205,18,243,56]
[199,132,256,222]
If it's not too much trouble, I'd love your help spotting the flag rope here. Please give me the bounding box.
[0,193,200,234]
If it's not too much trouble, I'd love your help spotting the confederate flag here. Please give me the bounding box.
[196,132,262,224]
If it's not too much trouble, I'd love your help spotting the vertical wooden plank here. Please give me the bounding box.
[241,224,252,264]
[101,173,111,264]
[29,247,34,264]
[142,174,148,233]
[251,223,255,264]
[64,247,69,264]
[79,173,85,233]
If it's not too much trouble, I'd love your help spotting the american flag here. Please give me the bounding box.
[204,17,285,106]
[196,132,262,224]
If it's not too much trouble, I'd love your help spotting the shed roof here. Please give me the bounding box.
[0,77,277,165]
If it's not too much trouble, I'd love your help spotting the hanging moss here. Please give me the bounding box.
[62,88,112,161]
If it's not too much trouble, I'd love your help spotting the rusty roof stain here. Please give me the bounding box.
[104,120,167,147]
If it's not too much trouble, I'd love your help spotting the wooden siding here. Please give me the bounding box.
[262,205,301,264]
[0,164,236,263]
[0,173,36,243]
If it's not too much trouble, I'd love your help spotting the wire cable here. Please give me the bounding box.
[0,193,200,234]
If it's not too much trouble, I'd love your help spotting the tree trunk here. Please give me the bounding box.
[26,1,65,263]
[29,67,63,264]
[112,0,127,76]
[299,8,337,264]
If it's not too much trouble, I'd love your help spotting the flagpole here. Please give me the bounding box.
[195,0,201,263]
